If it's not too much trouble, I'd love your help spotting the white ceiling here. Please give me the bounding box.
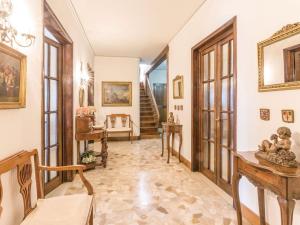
[70,0,206,63]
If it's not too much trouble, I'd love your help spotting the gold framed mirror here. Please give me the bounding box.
[173,75,184,99]
[258,22,300,91]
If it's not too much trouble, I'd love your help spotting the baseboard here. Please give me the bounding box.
[241,203,268,225]
[107,136,140,141]
[171,148,191,169]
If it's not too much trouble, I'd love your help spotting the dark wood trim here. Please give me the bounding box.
[191,16,237,172]
[191,17,237,196]
[43,1,74,189]
[146,46,169,75]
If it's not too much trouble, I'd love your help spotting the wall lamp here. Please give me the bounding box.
[0,0,35,47]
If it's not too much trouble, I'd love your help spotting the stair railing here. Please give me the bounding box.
[145,77,160,127]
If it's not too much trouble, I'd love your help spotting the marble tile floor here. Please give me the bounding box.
[48,139,251,225]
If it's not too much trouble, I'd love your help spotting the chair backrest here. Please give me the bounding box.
[105,114,131,129]
[0,150,43,219]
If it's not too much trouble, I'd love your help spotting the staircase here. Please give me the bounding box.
[140,84,160,139]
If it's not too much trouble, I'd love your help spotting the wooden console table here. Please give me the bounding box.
[76,130,108,168]
[75,116,108,168]
[161,122,183,163]
[232,151,300,225]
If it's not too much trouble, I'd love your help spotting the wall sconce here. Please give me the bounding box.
[0,0,35,47]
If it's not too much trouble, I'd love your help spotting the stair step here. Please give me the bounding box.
[141,127,158,132]
[141,112,153,116]
[141,121,156,125]
[140,107,153,112]
[141,116,155,121]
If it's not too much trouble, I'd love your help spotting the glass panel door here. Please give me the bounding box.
[218,37,234,194]
[43,37,62,193]
[200,46,217,181]
[199,34,235,195]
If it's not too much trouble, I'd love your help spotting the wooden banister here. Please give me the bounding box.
[145,76,160,126]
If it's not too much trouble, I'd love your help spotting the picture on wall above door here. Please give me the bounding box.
[102,81,132,106]
[0,43,26,109]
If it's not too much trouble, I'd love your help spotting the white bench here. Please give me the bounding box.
[105,114,133,143]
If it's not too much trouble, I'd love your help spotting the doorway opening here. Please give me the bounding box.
[42,2,74,194]
[145,46,169,126]
[191,17,237,195]
[148,59,168,124]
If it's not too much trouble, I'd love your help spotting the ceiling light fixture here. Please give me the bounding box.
[0,0,35,47]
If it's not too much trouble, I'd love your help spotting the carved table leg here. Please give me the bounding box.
[77,141,80,164]
[101,136,108,168]
[277,197,295,225]
[232,156,242,225]
[167,131,171,163]
[178,132,182,163]
[257,187,266,225]
[161,129,164,157]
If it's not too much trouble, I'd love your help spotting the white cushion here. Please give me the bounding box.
[21,194,93,225]
[107,127,131,132]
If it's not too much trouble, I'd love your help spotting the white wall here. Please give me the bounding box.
[0,1,94,224]
[94,56,140,136]
[168,0,300,224]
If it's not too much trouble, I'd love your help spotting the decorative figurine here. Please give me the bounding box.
[167,112,175,124]
[256,127,298,168]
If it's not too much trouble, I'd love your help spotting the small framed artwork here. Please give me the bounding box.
[173,75,184,99]
[260,108,270,121]
[282,110,294,123]
[102,81,132,106]
[0,43,27,109]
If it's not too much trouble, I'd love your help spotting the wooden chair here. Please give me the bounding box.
[105,114,133,143]
[0,150,94,225]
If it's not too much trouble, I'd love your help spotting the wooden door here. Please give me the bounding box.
[200,34,235,194]
[43,37,63,194]
[153,83,167,123]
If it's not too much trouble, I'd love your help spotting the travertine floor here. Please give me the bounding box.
[51,139,250,225]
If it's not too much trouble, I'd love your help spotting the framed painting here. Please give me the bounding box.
[102,81,132,106]
[0,43,26,109]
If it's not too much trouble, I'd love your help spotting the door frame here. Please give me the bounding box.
[191,17,237,173]
[42,1,74,193]
[145,46,169,121]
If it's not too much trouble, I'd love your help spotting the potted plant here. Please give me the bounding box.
[81,150,97,170]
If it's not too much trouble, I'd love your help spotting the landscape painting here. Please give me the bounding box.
[0,43,26,109]
[102,82,132,106]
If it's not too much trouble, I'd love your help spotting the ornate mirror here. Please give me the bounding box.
[173,75,184,99]
[258,22,300,91]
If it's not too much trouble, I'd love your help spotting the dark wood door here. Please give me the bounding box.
[43,37,63,194]
[153,83,167,123]
[199,34,235,194]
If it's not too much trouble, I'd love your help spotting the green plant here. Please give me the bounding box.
[81,150,97,164]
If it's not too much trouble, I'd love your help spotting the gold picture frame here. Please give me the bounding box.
[102,81,132,107]
[0,43,26,109]
[258,22,300,92]
[173,75,184,99]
